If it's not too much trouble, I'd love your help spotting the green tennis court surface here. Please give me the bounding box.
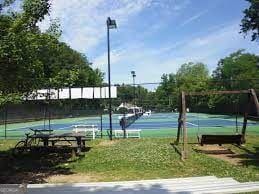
[0,113,258,138]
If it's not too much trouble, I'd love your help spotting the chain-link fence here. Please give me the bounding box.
[0,80,258,139]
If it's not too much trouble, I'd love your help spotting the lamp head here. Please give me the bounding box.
[131,71,136,77]
[107,17,117,29]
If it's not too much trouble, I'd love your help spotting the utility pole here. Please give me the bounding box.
[106,17,117,140]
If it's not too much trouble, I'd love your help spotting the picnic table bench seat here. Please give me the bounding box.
[48,137,87,147]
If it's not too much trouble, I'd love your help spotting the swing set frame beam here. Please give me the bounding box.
[175,88,259,160]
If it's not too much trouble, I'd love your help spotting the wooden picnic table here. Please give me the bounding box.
[30,132,86,153]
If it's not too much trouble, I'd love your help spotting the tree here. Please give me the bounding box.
[0,0,52,94]
[210,50,259,113]
[212,49,259,90]
[240,0,259,41]
[46,18,62,39]
[155,73,177,111]
[116,84,150,109]
[0,0,103,106]
[176,62,209,92]
[153,62,210,112]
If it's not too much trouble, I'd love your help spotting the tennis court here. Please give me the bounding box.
[0,112,258,138]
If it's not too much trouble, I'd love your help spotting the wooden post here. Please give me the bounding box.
[181,91,188,160]
[241,92,252,144]
[241,89,259,143]
[174,89,256,159]
[250,89,259,116]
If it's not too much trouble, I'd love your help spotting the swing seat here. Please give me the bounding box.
[198,134,243,146]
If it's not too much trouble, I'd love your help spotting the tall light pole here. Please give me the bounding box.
[131,71,136,107]
[107,17,117,140]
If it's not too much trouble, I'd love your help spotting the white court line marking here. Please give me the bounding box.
[5,124,42,131]
[186,122,198,127]
[56,126,73,130]
[9,124,73,131]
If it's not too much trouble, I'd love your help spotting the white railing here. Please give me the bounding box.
[73,125,99,139]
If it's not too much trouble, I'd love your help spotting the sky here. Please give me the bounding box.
[7,0,259,87]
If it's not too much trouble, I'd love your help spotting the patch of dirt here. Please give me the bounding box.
[195,145,249,166]
[0,147,90,183]
[97,140,119,147]
[0,170,73,184]
[45,173,101,183]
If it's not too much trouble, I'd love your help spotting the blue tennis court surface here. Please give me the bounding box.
[2,113,258,136]
[129,113,258,129]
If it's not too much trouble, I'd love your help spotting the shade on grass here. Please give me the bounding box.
[1,136,258,183]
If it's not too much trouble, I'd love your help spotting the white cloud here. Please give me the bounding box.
[1,0,23,13]
[157,22,259,75]
[93,21,259,85]
[37,1,259,87]
[180,9,208,27]
[39,0,153,53]
[38,0,190,54]
[93,48,126,69]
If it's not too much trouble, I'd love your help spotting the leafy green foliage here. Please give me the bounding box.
[212,50,259,90]
[176,62,209,92]
[136,50,258,114]
[0,0,103,105]
[22,0,50,29]
[0,93,22,106]
[208,50,259,113]
[240,0,259,41]
[153,62,209,111]
[117,84,149,105]
[155,73,177,111]
[45,18,62,39]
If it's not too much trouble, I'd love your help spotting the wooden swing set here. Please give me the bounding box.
[175,89,259,160]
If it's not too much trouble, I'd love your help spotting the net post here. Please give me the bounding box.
[181,91,188,160]
[176,94,182,144]
[4,105,7,139]
[100,112,103,139]
[123,112,126,139]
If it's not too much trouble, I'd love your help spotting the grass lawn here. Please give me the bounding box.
[0,133,258,184]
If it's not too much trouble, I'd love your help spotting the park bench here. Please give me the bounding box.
[73,125,99,140]
[114,129,141,138]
